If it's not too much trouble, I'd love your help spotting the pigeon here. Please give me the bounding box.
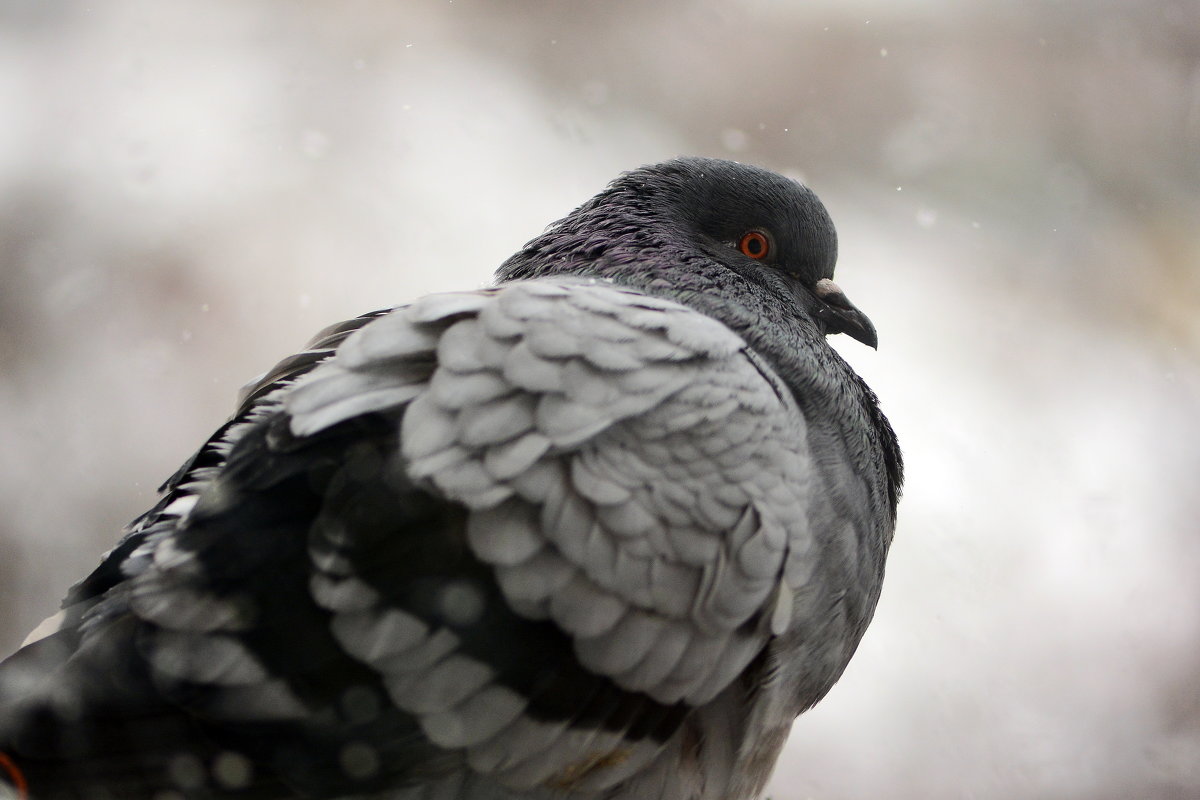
[0,157,902,800]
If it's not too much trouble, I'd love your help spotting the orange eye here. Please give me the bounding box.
[738,230,771,260]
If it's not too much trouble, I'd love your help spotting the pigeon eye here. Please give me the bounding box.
[738,230,771,260]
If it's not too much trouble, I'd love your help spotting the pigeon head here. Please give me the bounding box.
[496,156,878,348]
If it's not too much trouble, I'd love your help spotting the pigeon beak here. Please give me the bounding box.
[812,278,879,349]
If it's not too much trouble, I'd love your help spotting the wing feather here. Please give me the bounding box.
[288,280,817,713]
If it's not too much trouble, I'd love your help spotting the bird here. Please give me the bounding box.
[0,157,902,800]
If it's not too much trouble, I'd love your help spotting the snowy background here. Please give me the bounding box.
[1,1,1198,798]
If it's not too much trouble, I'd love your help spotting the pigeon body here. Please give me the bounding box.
[0,158,901,800]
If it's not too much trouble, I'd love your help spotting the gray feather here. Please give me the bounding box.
[1,158,900,800]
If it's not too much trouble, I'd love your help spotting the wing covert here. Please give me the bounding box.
[289,281,819,711]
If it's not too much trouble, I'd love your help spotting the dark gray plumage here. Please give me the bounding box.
[0,157,901,800]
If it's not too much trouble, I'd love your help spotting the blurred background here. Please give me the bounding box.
[1,0,1197,797]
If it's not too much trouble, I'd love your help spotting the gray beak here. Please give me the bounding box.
[813,278,879,349]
